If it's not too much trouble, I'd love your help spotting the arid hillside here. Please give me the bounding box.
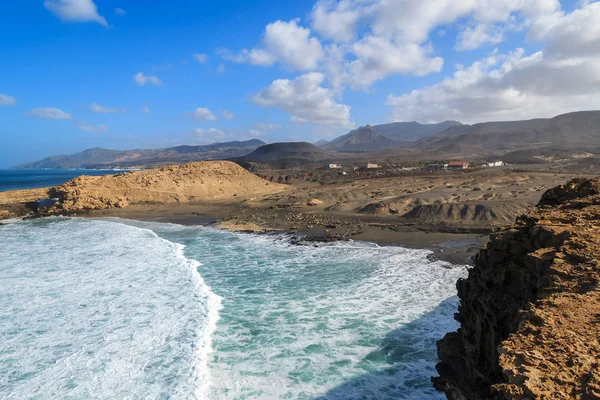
[47,160,285,212]
[434,178,600,399]
[0,161,285,217]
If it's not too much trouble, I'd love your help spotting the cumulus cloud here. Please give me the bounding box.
[219,19,324,71]
[133,72,161,86]
[347,37,443,89]
[114,7,126,16]
[386,1,600,123]
[193,53,208,64]
[306,0,567,90]
[456,24,505,51]
[311,0,364,42]
[89,102,120,113]
[252,72,353,127]
[190,107,217,121]
[221,110,235,119]
[77,120,108,132]
[44,0,108,27]
[27,107,73,120]
[0,94,16,106]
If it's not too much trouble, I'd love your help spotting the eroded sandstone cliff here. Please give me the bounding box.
[434,178,600,399]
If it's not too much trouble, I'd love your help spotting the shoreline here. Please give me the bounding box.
[88,203,490,265]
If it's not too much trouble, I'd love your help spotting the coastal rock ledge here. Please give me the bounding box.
[434,178,600,400]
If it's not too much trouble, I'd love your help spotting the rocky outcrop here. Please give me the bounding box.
[434,178,600,399]
[47,161,285,213]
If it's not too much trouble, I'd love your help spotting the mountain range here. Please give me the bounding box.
[415,111,600,152]
[14,110,600,169]
[320,121,462,152]
[15,140,266,169]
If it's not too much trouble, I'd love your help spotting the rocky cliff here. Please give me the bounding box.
[434,178,600,399]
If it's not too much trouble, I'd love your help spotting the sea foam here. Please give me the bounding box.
[0,217,221,399]
[1,217,467,399]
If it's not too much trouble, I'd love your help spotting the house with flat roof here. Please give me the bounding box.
[326,163,342,169]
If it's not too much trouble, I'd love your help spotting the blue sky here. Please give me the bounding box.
[1,0,599,167]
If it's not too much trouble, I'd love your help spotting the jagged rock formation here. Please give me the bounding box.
[46,161,285,212]
[434,178,600,399]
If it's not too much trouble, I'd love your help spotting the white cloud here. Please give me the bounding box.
[386,2,600,123]
[141,106,150,113]
[77,120,108,132]
[190,107,217,121]
[311,0,364,42]
[217,64,226,73]
[0,94,16,106]
[252,72,353,127]
[114,7,126,16]
[89,102,120,113]
[387,50,600,124]
[456,24,505,51]
[133,72,161,86]
[27,107,73,120]
[304,0,567,90]
[219,19,324,71]
[255,123,281,130]
[44,0,108,27]
[347,36,444,89]
[193,53,208,64]
[222,110,235,119]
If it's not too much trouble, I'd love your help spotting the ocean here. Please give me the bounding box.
[0,216,467,399]
[0,169,127,192]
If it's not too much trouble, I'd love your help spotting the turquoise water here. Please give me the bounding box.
[0,217,467,399]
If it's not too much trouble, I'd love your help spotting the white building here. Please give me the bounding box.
[327,163,342,169]
[488,161,504,167]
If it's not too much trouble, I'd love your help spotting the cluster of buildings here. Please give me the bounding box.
[326,163,380,170]
[427,160,505,170]
[325,160,505,173]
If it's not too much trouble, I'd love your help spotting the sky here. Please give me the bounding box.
[1,0,600,167]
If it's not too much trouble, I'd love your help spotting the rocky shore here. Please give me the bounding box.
[434,178,600,399]
[1,164,579,265]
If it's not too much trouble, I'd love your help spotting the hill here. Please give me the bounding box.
[322,125,407,152]
[46,161,285,212]
[15,139,266,169]
[373,120,463,141]
[417,111,600,152]
[237,142,329,168]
